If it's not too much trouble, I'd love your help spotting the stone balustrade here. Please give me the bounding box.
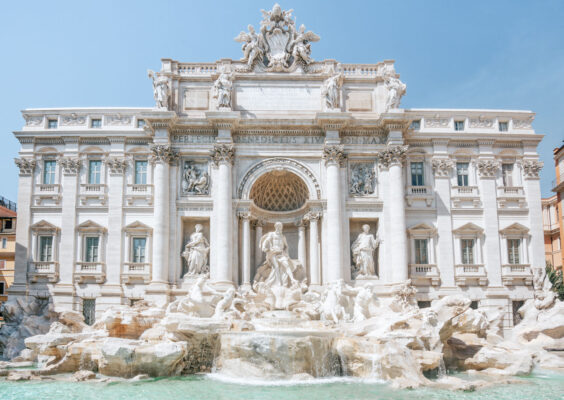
[454,264,488,286]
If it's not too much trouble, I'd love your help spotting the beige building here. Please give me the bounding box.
[542,195,561,269]
[0,197,17,306]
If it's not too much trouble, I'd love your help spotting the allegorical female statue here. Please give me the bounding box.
[182,224,210,276]
[351,224,380,278]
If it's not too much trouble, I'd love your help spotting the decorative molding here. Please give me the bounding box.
[24,115,43,126]
[60,114,87,126]
[474,159,500,178]
[431,158,454,178]
[469,118,494,128]
[14,158,36,175]
[106,114,132,126]
[105,157,128,175]
[512,119,533,129]
[375,145,408,168]
[58,157,82,175]
[522,160,543,179]
[425,118,449,128]
[303,210,322,222]
[211,144,235,166]
[349,162,376,195]
[149,144,178,165]
[322,145,347,167]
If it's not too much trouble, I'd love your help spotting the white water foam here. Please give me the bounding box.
[205,373,386,386]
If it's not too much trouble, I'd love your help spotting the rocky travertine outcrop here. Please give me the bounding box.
[1,277,563,389]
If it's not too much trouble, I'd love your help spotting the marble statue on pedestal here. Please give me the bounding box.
[351,224,380,279]
[234,25,266,70]
[181,224,210,276]
[213,72,233,109]
[147,70,170,109]
[322,73,343,110]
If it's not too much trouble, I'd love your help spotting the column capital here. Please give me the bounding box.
[522,160,543,179]
[211,143,235,166]
[322,145,347,167]
[14,158,36,176]
[431,157,454,178]
[105,157,128,175]
[58,157,82,175]
[150,144,178,165]
[237,210,252,220]
[376,145,408,169]
[474,158,500,178]
[303,210,322,222]
[252,219,265,228]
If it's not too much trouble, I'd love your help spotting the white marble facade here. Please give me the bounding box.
[10,5,544,326]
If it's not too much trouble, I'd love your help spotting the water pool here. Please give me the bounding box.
[0,372,563,400]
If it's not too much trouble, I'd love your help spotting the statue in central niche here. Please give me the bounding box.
[260,222,298,288]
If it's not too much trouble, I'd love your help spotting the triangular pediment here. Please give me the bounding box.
[453,222,484,235]
[30,220,59,232]
[123,220,152,232]
[500,222,529,235]
[407,223,437,236]
[77,220,106,232]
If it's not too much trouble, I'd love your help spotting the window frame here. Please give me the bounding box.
[47,119,58,129]
[507,238,521,265]
[91,118,102,128]
[0,259,5,269]
[39,235,54,262]
[501,163,514,187]
[456,162,469,187]
[460,238,475,265]
[88,160,102,185]
[134,160,148,185]
[454,120,465,131]
[0,282,5,295]
[410,161,425,186]
[498,121,508,132]
[43,160,57,185]
[414,238,429,264]
[1,238,6,249]
[84,236,100,263]
[131,237,147,263]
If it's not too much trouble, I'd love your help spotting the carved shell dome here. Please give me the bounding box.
[250,170,309,212]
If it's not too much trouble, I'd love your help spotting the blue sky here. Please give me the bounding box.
[1,0,563,202]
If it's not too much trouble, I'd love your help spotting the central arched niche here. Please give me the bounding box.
[249,170,309,212]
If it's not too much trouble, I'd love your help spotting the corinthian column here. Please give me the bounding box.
[304,211,321,286]
[211,144,235,285]
[322,145,346,283]
[239,211,251,287]
[150,144,177,285]
[377,145,408,282]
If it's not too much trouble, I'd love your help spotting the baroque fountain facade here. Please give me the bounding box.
[1,4,563,389]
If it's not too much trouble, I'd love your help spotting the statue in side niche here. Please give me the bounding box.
[351,224,380,278]
[182,224,210,276]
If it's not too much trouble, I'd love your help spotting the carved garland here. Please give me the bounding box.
[522,160,543,178]
[322,145,347,167]
[375,145,409,168]
[14,158,36,175]
[211,144,235,166]
[431,158,455,178]
[150,144,178,165]
[58,158,81,175]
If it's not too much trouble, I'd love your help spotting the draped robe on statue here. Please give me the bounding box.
[260,230,297,287]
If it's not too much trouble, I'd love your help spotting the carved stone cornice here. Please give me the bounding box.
[105,157,128,175]
[522,160,543,179]
[315,112,351,131]
[431,158,455,178]
[475,159,500,178]
[58,157,82,175]
[322,145,347,167]
[14,158,36,175]
[149,144,178,165]
[211,144,235,166]
[375,145,409,169]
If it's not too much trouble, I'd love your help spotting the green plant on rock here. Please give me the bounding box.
[545,262,564,301]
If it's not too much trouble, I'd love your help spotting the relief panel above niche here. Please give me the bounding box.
[184,89,210,110]
[346,91,373,112]
[234,84,321,112]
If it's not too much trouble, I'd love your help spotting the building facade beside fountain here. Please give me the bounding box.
[10,4,544,330]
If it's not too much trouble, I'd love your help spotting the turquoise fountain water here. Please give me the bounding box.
[1,372,564,400]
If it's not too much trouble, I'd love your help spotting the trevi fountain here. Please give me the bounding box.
[1,4,563,399]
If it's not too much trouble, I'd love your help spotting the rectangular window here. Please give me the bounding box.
[2,238,6,248]
[414,239,429,264]
[0,260,5,269]
[411,162,424,186]
[91,119,102,128]
[461,239,475,264]
[43,160,56,184]
[499,121,508,132]
[4,219,13,230]
[134,161,148,185]
[456,163,469,186]
[507,239,521,264]
[454,120,465,131]
[132,237,146,263]
[47,119,58,129]
[0,282,5,295]
[83,299,96,326]
[410,120,421,130]
[136,119,146,128]
[39,236,53,262]
[502,164,514,187]
[85,237,99,262]
[88,160,102,184]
